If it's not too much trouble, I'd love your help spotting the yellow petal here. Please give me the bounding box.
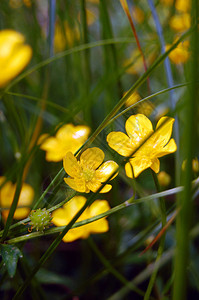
[124,162,134,178]
[155,117,175,147]
[128,157,152,177]
[99,184,112,193]
[150,158,160,173]
[95,161,118,182]
[52,196,87,226]
[107,131,133,156]
[80,147,104,170]
[64,177,86,193]
[63,152,81,177]
[157,138,177,158]
[0,30,32,87]
[125,114,153,145]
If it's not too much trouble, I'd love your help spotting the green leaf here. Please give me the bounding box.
[0,244,23,278]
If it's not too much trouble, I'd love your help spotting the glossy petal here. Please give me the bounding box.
[0,30,32,87]
[80,147,104,170]
[125,114,153,143]
[64,177,86,193]
[155,117,175,147]
[107,132,133,156]
[129,157,152,178]
[52,197,110,242]
[150,158,160,173]
[156,138,177,158]
[99,184,112,193]
[95,161,119,182]
[124,162,134,178]
[0,178,34,221]
[63,152,81,177]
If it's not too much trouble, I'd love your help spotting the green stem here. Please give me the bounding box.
[144,171,166,300]
[88,237,146,298]
[173,1,198,299]
[1,165,24,242]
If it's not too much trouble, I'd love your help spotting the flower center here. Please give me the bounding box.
[82,168,95,182]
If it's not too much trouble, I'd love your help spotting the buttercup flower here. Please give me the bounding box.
[157,171,171,187]
[39,124,90,162]
[52,195,110,242]
[107,114,177,178]
[166,40,189,64]
[0,177,34,221]
[169,13,190,32]
[0,30,32,87]
[125,91,153,116]
[54,21,80,52]
[63,147,118,193]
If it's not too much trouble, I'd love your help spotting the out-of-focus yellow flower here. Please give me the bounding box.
[52,195,110,242]
[125,91,153,116]
[124,49,156,75]
[63,147,118,193]
[192,158,199,173]
[107,114,177,178]
[0,30,32,88]
[132,6,145,24]
[166,40,189,64]
[9,0,31,8]
[182,158,199,173]
[78,8,97,26]
[39,124,90,162]
[169,13,190,32]
[125,91,141,107]
[175,0,190,13]
[157,171,171,187]
[160,0,174,6]
[0,177,34,221]
[54,21,80,52]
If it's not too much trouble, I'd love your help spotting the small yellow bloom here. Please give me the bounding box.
[166,41,189,64]
[39,124,90,162]
[132,6,145,24]
[125,91,153,116]
[54,21,80,52]
[107,114,177,178]
[182,158,199,173]
[169,13,190,32]
[157,171,171,187]
[175,0,190,13]
[0,30,32,87]
[0,177,34,221]
[125,91,141,107]
[63,147,118,193]
[52,196,110,242]
[124,49,156,75]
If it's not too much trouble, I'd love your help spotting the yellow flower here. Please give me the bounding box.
[124,48,156,75]
[125,91,141,107]
[125,91,153,116]
[166,41,189,64]
[0,30,32,88]
[0,177,34,221]
[52,195,110,242]
[175,0,190,13]
[157,171,171,187]
[54,21,80,52]
[63,147,118,193]
[39,124,90,162]
[169,13,190,32]
[107,114,177,178]
[182,158,199,173]
[132,6,145,24]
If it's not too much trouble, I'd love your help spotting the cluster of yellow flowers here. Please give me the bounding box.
[164,0,190,65]
[0,29,178,243]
